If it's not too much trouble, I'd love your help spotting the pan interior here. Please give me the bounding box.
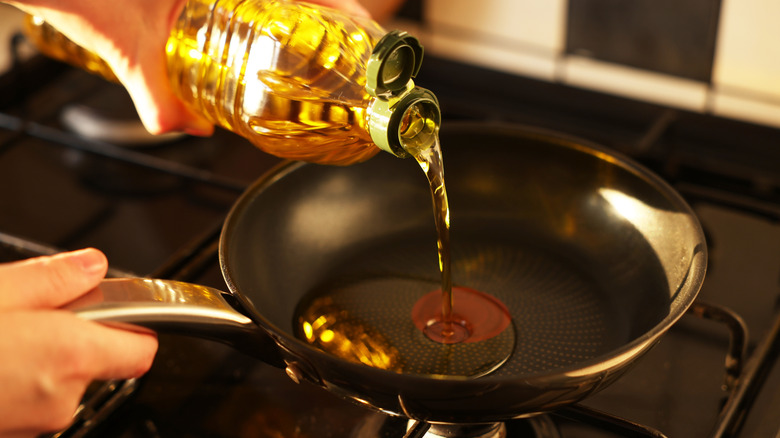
[223,125,698,380]
[292,228,658,378]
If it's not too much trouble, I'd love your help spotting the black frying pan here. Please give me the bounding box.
[72,123,706,424]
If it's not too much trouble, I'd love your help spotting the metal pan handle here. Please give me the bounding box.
[63,278,285,368]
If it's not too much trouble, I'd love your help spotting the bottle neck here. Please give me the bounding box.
[367,86,441,158]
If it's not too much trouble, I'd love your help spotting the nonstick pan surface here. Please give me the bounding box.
[219,122,706,422]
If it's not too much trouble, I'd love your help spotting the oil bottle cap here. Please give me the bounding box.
[366,30,424,97]
[366,31,439,157]
[368,87,440,158]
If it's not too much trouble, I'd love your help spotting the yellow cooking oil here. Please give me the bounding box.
[23,0,397,165]
[23,15,118,82]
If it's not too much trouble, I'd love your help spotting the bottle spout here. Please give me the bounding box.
[370,87,440,158]
[365,31,441,158]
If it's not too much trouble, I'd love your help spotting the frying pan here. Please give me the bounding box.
[70,123,706,424]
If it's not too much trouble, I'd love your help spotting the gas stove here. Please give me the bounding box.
[1,28,779,438]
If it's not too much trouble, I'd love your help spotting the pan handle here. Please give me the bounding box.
[62,278,285,368]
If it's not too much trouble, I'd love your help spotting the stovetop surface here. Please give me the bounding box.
[1,56,779,438]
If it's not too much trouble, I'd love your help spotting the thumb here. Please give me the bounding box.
[120,60,214,137]
[304,0,371,18]
[0,248,108,311]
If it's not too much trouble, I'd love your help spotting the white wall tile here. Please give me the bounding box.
[709,0,780,128]
[712,91,780,129]
[422,0,566,81]
[563,55,709,112]
[713,0,780,99]
[712,0,780,101]
[426,31,559,81]
[425,0,566,52]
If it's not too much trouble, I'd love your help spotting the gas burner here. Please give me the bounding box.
[58,81,184,147]
[61,103,185,146]
[351,415,560,438]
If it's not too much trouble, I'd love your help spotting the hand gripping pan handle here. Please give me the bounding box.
[64,278,286,368]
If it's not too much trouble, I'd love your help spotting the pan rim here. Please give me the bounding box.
[219,121,707,386]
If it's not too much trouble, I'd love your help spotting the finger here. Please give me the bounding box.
[115,15,214,137]
[73,317,159,381]
[0,248,108,311]
[303,0,371,18]
[122,63,214,137]
[28,312,158,383]
[0,312,158,433]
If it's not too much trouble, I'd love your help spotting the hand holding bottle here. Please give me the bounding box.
[3,0,378,137]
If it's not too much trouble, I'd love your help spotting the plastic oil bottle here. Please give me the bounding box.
[23,0,440,165]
